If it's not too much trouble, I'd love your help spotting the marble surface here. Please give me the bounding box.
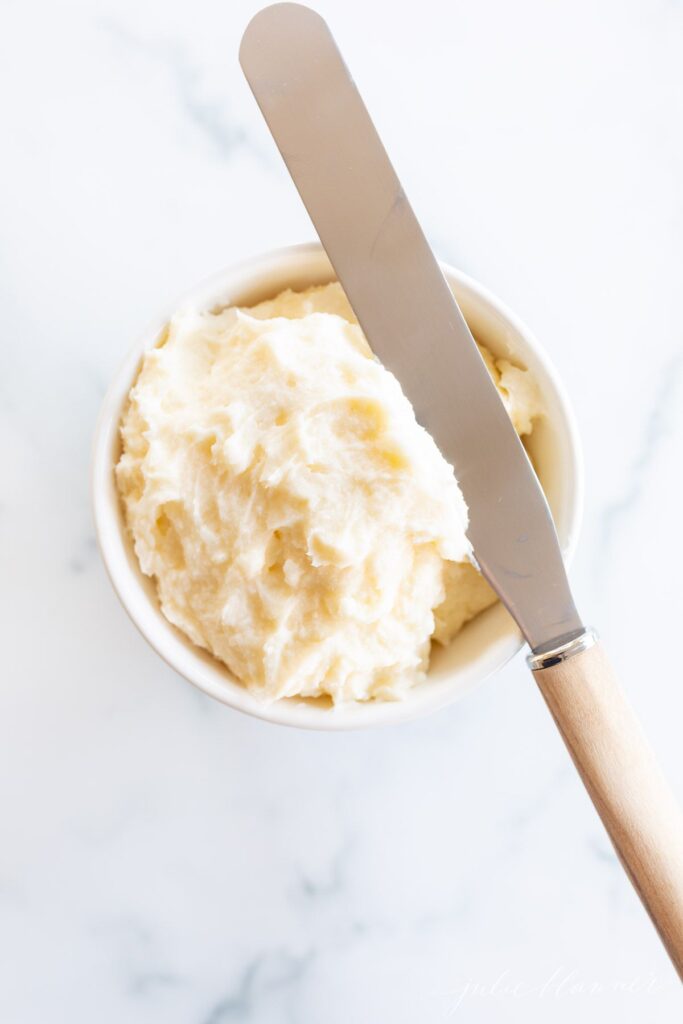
[2,0,682,1019]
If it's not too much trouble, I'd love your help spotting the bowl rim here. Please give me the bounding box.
[91,241,584,730]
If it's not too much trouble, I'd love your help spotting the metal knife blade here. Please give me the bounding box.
[240,2,584,653]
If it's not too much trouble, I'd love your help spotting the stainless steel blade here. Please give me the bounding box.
[240,2,584,652]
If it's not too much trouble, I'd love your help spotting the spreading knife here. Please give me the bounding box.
[240,2,683,975]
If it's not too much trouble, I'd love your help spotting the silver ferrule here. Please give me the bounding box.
[527,627,599,672]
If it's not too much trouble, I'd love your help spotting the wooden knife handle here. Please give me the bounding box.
[532,641,683,978]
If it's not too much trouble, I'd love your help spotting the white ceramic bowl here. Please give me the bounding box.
[92,242,583,730]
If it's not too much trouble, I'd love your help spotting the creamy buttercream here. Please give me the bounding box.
[116,283,541,702]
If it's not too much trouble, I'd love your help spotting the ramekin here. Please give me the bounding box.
[92,242,583,730]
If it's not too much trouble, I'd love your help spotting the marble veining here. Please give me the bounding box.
[2,0,683,1021]
[596,351,683,584]
[99,20,266,165]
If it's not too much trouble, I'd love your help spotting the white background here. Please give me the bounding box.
[2,0,682,1020]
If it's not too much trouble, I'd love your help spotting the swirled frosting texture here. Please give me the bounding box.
[116,284,540,702]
